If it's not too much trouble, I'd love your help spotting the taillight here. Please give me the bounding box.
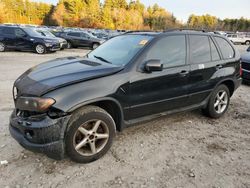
[240,62,242,77]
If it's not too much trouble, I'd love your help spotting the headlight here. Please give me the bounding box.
[16,97,55,112]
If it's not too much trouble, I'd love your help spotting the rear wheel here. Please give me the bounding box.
[67,42,72,49]
[245,41,250,45]
[92,43,99,49]
[35,44,46,54]
[203,84,230,118]
[65,106,116,163]
[0,42,5,52]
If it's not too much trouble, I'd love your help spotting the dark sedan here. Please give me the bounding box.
[241,52,250,83]
[60,31,105,49]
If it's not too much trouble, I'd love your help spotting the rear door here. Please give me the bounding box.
[67,32,81,46]
[2,27,16,48]
[128,35,190,120]
[186,34,222,105]
[80,33,92,47]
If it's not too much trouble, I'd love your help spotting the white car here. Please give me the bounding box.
[226,34,250,45]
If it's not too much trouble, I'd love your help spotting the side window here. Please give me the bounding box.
[3,27,15,36]
[209,38,220,61]
[189,35,210,64]
[15,29,26,37]
[68,32,80,37]
[146,35,186,68]
[214,37,234,59]
[81,33,88,38]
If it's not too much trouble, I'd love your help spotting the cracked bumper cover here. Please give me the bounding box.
[9,110,71,160]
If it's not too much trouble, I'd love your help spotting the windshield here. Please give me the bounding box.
[37,30,55,37]
[88,35,153,66]
[22,28,44,37]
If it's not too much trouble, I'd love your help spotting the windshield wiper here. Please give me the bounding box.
[94,55,112,64]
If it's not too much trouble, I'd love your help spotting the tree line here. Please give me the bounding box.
[0,0,249,31]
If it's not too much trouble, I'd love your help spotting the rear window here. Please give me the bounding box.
[189,35,211,64]
[214,37,234,59]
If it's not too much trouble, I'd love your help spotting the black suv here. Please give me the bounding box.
[60,31,104,49]
[9,30,242,163]
[0,26,61,54]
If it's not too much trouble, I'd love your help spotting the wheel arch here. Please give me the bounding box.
[216,79,235,97]
[68,97,124,132]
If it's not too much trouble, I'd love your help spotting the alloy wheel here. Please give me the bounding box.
[0,42,5,52]
[214,90,228,114]
[93,43,99,49]
[36,44,45,54]
[73,119,109,156]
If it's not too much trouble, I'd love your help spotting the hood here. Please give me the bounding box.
[241,52,250,63]
[14,57,124,96]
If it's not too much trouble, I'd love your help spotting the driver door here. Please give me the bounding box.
[127,35,190,120]
[14,28,32,50]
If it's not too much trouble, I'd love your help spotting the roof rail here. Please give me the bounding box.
[124,30,157,34]
[164,28,206,33]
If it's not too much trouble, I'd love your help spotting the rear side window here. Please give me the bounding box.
[2,27,15,35]
[209,38,220,61]
[214,37,234,59]
[68,32,80,37]
[189,35,210,64]
[145,35,186,68]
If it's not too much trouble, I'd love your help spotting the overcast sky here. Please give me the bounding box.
[35,0,250,22]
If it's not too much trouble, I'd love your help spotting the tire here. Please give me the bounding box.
[92,43,99,49]
[203,84,230,118]
[35,44,46,54]
[67,42,72,49]
[0,42,6,52]
[65,106,116,163]
[245,41,250,45]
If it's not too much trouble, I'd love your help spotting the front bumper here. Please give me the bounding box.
[60,42,67,49]
[9,110,70,160]
[45,43,61,52]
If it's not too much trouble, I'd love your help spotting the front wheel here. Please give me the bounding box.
[0,42,6,52]
[65,106,116,163]
[203,84,230,118]
[245,41,250,45]
[35,44,46,54]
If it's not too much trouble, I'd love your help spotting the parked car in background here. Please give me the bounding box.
[9,30,242,163]
[226,34,250,45]
[241,51,250,83]
[35,29,67,50]
[0,26,61,54]
[60,31,104,49]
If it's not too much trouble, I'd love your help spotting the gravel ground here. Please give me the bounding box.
[0,46,249,188]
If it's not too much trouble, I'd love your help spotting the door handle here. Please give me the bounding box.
[179,70,189,76]
[216,64,223,69]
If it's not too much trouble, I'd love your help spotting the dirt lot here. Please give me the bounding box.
[0,46,249,188]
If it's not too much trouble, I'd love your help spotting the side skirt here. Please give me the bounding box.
[123,100,208,128]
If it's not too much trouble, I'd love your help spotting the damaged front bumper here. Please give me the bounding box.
[9,110,71,160]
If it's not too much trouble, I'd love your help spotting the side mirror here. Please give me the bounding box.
[144,59,163,73]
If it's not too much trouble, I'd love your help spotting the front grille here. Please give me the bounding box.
[242,62,250,71]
